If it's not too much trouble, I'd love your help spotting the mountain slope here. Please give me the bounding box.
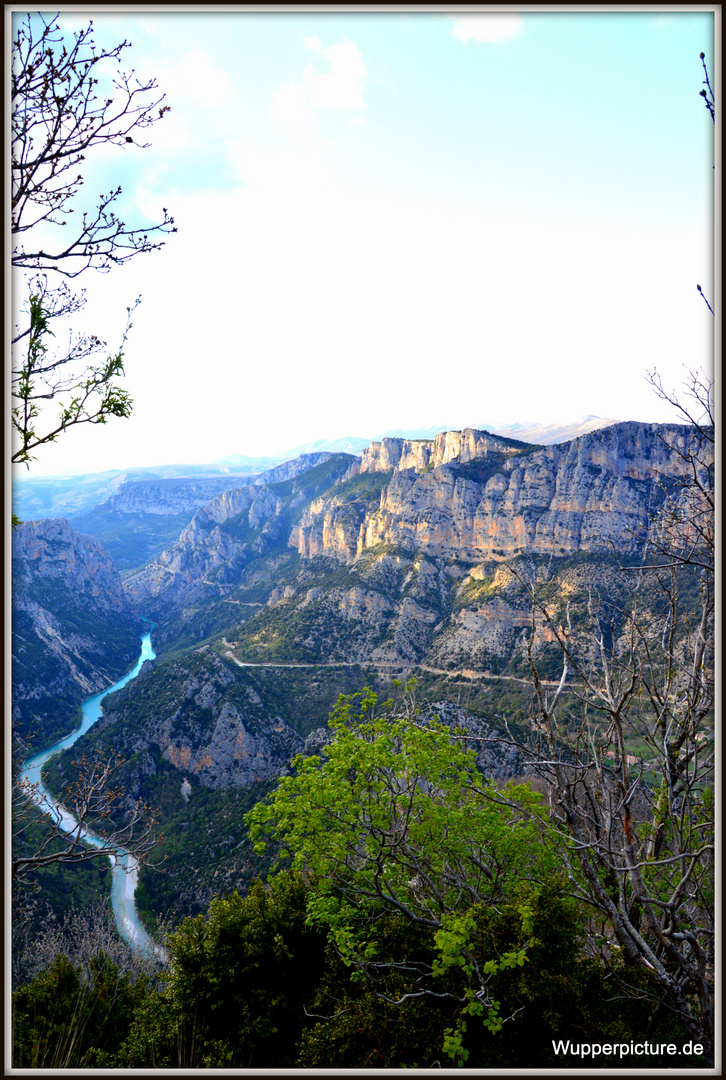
[111,420,703,686]
[12,518,144,747]
[40,419,711,923]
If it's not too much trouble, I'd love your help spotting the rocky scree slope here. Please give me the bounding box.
[12,518,144,747]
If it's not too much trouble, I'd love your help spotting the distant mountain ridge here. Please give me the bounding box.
[14,417,619,523]
[217,417,619,466]
[492,415,620,445]
[12,463,261,521]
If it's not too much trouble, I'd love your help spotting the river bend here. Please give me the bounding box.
[19,631,166,961]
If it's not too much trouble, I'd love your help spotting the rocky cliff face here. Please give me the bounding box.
[295,423,697,563]
[12,519,143,746]
[251,451,339,486]
[151,455,341,578]
[100,651,306,790]
[358,427,533,475]
[123,453,357,648]
[124,422,706,672]
[13,517,132,610]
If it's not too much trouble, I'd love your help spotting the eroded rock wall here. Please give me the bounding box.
[12,518,143,745]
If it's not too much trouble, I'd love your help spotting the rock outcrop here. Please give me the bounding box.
[124,421,708,671]
[111,653,304,789]
[125,454,355,616]
[12,518,143,746]
[294,423,698,563]
[359,427,533,475]
[251,451,339,486]
[96,477,253,516]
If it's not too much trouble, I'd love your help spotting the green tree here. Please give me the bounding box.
[12,951,151,1068]
[298,885,689,1069]
[118,872,326,1068]
[247,686,559,1063]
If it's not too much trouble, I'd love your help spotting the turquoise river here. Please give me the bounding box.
[19,630,167,961]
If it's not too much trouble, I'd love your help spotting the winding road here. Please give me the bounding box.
[222,647,560,686]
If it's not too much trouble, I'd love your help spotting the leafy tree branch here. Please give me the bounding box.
[12,283,138,466]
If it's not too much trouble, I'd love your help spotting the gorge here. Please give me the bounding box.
[13,418,711,923]
[18,631,162,958]
[11,414,714,1067]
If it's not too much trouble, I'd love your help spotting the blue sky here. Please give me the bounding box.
[11,8,716,476]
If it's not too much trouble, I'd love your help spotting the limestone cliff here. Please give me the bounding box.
[359,427,534,475]
[124,453,357,648]
[96,476,253,516]
[12,518,143,746]
[294,423,699,563]
[96,651,305,790]
[251,451,340,486]
[125,421,708,672]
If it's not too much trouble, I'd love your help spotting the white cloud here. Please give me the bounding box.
[270,36,367,148]
[302,38,367,110]
[24,177,710,475]
[225,135,332,199]
[271,83,314,146]
[159,47,233,107]
[450,15,523,44]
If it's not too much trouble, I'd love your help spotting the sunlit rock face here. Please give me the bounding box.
[291,492,370,561]
[12,517,130,611]
[119,421,709,672]
[124,453,356,609]
[359,427,527,475]
[297,423,702,563]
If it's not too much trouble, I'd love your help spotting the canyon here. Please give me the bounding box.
[13,418,711,920]
[11,518,143,747]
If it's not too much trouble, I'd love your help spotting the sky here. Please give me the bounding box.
[9,6,717,477]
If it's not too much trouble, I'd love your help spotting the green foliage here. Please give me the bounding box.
[12,291,136,466]
[118,872,326,1068]
[247,688,558,1062]
[331,468,394,502]
[12,952,150,1068]
[13,872,700,1070]
[297,883,680,1069]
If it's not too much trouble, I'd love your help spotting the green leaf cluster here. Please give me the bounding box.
[246,688,559,1062]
